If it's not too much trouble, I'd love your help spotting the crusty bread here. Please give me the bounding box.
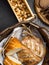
[4,37,34,55]
[22,36,46,61]
[4,37,46,65]
[4,56,21,65]
[4,37,38,65]
[4,37,22,54]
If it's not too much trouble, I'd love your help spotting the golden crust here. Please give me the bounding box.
[4,37,22,54]
[4,56,21,65]
[22,36,46,61]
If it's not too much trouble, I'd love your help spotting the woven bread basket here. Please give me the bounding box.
[0,22,49,65]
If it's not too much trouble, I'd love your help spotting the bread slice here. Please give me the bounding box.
[4,37,22,54]
[4,56,21,65]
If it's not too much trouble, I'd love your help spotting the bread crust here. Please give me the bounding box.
[4,56,21,65]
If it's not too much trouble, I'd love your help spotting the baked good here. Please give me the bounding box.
[4,56,21,65]
[4,37,22,54]
[3,37,38,65]
[35,0,49,25]
[4,36,46,65]
[22,36,46,61]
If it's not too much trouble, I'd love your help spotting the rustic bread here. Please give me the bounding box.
[4,37,46,65]
[22,36,46,60]
[4,37,37,65]
[4,56,21,65]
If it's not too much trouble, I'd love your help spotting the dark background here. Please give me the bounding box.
[0,0,18,32]
[0,0,49,32]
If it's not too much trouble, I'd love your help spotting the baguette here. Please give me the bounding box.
[4,56,21,65]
